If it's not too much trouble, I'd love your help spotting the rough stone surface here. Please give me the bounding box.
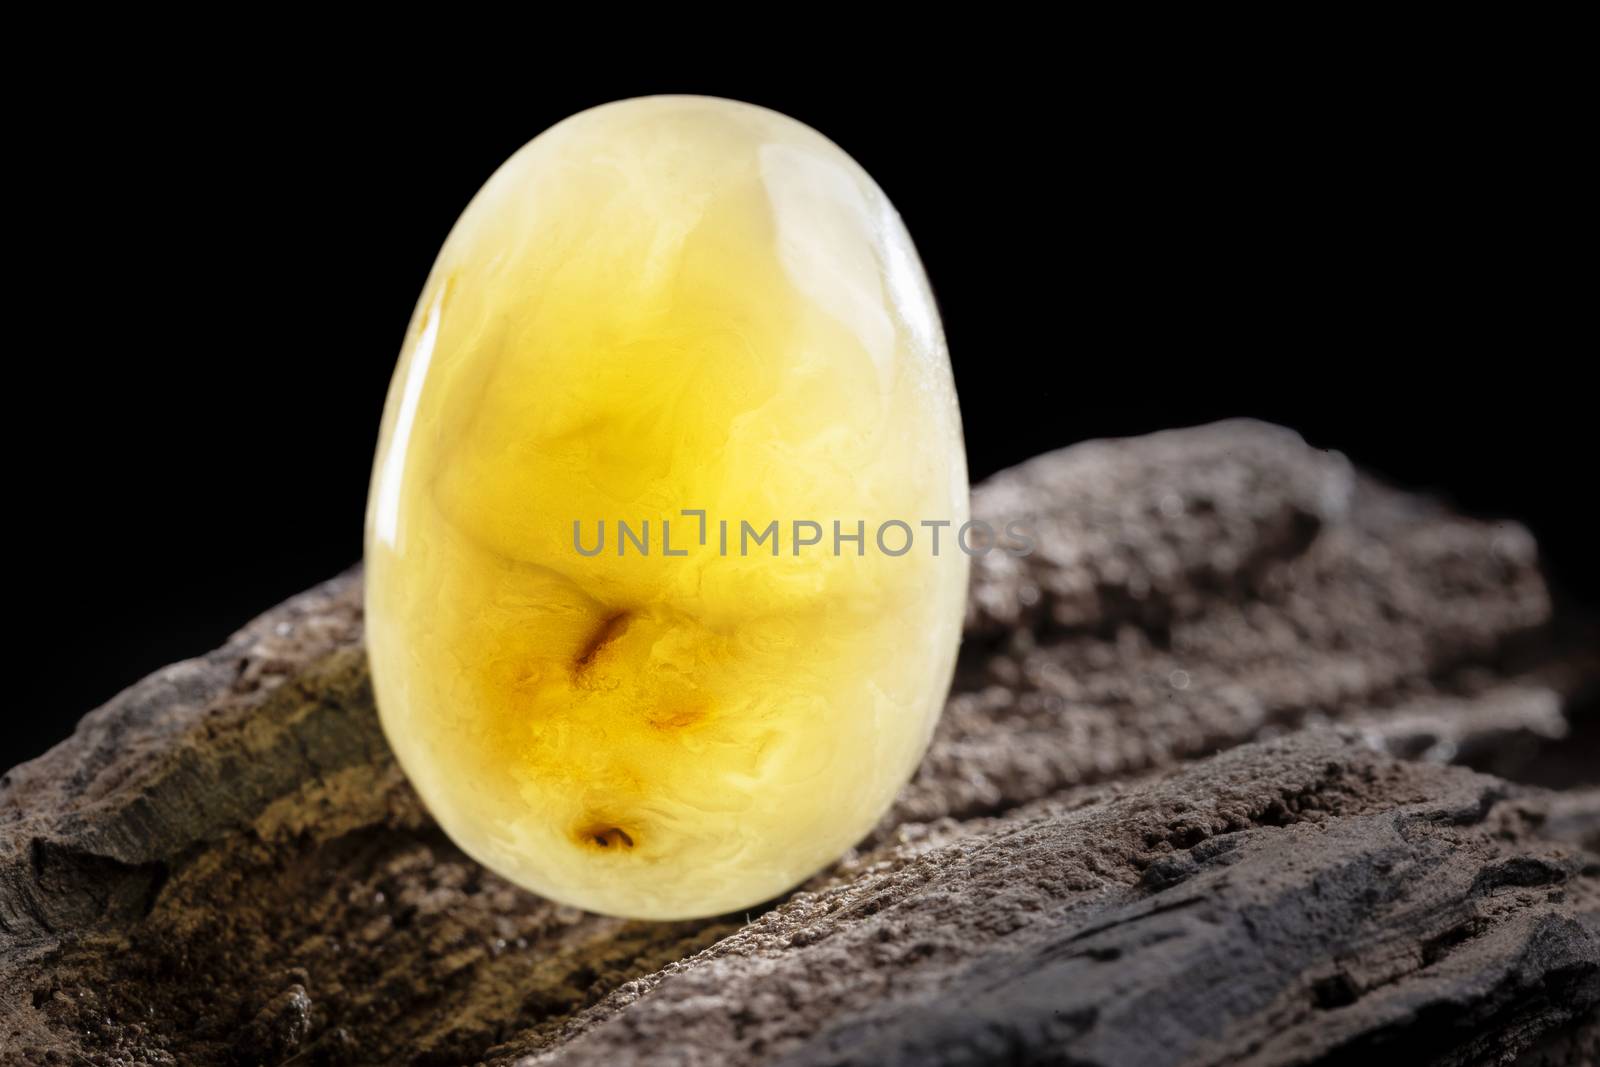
[2,420,1596,1066]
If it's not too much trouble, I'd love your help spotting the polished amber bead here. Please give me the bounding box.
[365,97,968,919]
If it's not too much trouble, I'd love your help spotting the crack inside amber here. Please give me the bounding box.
[573,611,633,679]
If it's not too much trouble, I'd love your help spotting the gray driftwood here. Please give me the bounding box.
[2,421,1596,1066]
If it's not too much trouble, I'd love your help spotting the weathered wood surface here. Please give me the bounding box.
[2,421,1595,1066]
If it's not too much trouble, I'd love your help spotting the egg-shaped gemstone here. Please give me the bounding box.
[364,96,968,920]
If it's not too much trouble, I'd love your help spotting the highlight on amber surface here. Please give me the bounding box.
[364,96,969,920]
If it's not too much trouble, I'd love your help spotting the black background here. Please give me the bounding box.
[7,64,1591,770]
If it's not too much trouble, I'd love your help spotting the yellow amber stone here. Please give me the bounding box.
[364,96,968,920]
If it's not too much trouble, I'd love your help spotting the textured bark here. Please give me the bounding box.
[1,421,1595,1066]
